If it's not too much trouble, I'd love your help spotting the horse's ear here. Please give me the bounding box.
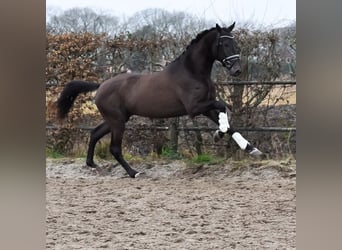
[228,22,235,32]
[216,23,222,32]
[228,22,235,31]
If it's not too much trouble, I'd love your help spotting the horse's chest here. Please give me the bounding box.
[193,83,215,100]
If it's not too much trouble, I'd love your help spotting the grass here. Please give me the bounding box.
[46,148,64,159]
[123,152,145,164]
[95,140,111,160]
[160,146,182,160]
[92,143,226,166]
[191,154,225,165]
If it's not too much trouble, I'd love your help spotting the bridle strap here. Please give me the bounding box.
[216,34,240,69]
[223,54,240,61]
[219,35,234,39]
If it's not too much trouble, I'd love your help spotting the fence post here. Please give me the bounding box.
[169,117,179,153]
[192,119,202,155]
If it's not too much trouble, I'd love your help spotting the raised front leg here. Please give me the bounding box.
[225,124,263,156]
[203,105,262,156]
[187,100,227,118]
[186,98,262,156]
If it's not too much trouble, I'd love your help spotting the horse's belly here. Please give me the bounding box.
[129,95,186,118]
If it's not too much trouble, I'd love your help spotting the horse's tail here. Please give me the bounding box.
[56,80,100,120]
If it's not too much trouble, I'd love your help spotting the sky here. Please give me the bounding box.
[46,0,296,28]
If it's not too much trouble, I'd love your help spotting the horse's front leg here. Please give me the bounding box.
[203,109,226,141]
[202,104,263,156]
[187,100,227,118]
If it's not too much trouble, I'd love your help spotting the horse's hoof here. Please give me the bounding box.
[132,172,146,178]
[131,172,143,178]
[213,130,220,142]
[87,162,99,168]
[249,147,263,156]
[213,130,224,143]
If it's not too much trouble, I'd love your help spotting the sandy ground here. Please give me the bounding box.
[46,158,296,249]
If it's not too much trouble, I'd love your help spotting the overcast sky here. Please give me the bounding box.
[46,0,296,28]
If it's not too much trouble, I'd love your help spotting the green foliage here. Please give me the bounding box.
[46,147,64,158]
[95,140,111,160]
[70,148,87,158]
[123,152,144,164]
[191,154,225,165]
[161,146,182,160]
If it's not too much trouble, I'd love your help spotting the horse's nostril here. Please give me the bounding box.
[234,70,241,76]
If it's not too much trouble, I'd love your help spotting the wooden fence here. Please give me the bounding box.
[46,80,296,156]
[47,80,296,131]
[46,125,296,132]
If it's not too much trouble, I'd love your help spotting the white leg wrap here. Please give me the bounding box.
[218,112,229,133]
[232,132,249,150]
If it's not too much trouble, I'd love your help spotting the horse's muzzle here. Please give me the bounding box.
[221,55,242,77]
[230,67,242,76]
[229,61,242,77]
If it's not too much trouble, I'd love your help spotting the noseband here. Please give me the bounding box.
[217,35,240,69]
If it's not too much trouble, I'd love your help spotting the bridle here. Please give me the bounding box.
[217,35,240,69]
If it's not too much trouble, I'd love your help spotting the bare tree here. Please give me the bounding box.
[47,7,120,35]
[125,8,210,38]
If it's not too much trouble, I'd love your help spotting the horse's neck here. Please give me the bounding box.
[165,31,217,79]
[183,38,216,78]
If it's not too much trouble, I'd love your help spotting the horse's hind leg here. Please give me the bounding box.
[86,122,110,167]
[109,122,140,178]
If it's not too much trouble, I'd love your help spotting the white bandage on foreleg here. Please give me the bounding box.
[218,112,230,133]
[232,132,249,150]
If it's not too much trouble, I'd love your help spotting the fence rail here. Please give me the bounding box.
[46,80,296,134]
[47,80,296,156]
[46,125,296,132]
[217,80,296,86]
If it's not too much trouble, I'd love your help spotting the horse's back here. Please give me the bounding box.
[94,73,136,118]
[95,71,186,118]
[95,73,138,99]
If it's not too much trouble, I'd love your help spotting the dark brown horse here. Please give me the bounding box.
[57,23,262,178]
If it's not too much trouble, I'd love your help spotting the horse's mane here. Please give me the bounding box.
[170,27,217,64]
[185,27,217,50]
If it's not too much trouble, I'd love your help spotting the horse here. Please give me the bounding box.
[56,23,262,178]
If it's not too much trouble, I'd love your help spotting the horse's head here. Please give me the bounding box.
[215,23,242,77]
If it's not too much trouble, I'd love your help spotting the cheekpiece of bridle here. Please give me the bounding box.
[218,35,240,69]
